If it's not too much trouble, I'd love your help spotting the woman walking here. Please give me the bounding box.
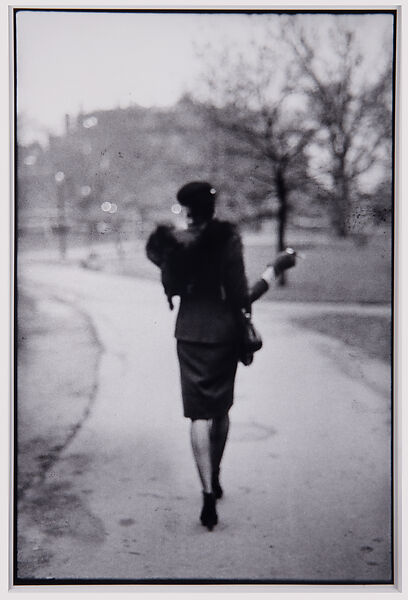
[146,181,295,530]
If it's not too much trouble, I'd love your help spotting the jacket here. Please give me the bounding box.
[146,219,250,343]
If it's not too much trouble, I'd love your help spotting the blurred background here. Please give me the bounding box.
[16,10,393,299]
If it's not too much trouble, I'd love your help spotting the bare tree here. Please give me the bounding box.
[196,38,315,284]
[284,17,393,237]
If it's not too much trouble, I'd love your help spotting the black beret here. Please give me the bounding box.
[176,181,217,208]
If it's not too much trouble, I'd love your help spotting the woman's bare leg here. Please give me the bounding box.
[190,419,212,493]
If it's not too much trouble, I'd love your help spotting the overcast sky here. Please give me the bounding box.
[16,10,393,144]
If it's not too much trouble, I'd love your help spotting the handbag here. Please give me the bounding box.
[239,310,263,366]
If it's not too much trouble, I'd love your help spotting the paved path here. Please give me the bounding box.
[17,260,392,583]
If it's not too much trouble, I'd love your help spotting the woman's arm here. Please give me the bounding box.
[249,278,270,304]
[249,251,297,304]
[222,233,251,313]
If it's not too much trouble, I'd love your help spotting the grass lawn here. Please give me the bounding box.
[109,229,392,305]
[292,313,392,364]
[243,232,392,304]
[17,289,101,495]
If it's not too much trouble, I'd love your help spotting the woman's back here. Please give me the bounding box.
[146,218,250,343]
[175,219,249,343]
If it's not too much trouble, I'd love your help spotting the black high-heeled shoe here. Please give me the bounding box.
[200,492,218,531]
[211,469,223,499]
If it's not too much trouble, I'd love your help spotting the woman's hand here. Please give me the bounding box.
[268,248,297,277]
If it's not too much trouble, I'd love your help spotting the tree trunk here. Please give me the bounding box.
[331,190,349,237]
[275,168,288,286]
[331,162,349,237]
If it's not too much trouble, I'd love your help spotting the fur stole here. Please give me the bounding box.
[146,219,238,309]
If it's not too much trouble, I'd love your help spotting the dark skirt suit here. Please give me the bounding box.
[176,341,238,420]
[147,220,250,421]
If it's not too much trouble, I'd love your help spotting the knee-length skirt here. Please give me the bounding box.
[176,341,239,420]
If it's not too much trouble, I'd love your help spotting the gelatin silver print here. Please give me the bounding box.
[13,7,396,587]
